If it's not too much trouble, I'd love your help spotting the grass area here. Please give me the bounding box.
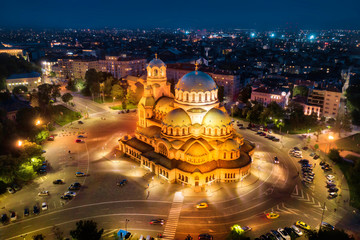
[94,96,115,103]
[52,105,82,126]
[110,103,137,110]
[281,124,323,134]
[334,133,360,154]
[338,161,360,210]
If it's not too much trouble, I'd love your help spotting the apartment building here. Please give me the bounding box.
[307,87,341,118]
[250,86,290,108]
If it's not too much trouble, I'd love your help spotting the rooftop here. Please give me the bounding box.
[7,72,41,80]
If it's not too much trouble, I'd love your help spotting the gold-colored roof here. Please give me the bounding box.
[139,96,155,107]
[154,96,174,113]
[221,139,240,151]
[163,108,191,127]
[202,108,231,127]
[186,142,208,157]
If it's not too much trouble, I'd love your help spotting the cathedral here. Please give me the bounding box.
[119,55,254,187]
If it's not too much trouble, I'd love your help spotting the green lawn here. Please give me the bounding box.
[334,133,360,154]
[110,103,137,110]
[52,105,82,126]
[338,161,360,210]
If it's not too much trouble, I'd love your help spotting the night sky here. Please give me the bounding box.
[1,0,359,29]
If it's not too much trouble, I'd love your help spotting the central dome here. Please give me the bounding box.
[176,71,217,93]
[148,58,166,68]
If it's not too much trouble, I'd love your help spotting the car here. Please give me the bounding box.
[268,136,275,140]
[12,184,21,191]
[38,190,49,196]
[303,178,313,184]
[302,146,309,150]
[323,167,332,172]
[328,192,338,199]
[53,179,64,184]
[198,233,213,240]
[239,126,245,129]
[266,212,279,219]
[33,205,40,215]
[327,175,335,180]
[241,226,252,232]
[24,208,29,217]
[78,121,84,124]
[196,202,208,209]
[149,219,165,225]
[293,147,300,151]
[274,156,279,164]
[284,227,293,236]
[75,172,85,177]
[270,230,283,240]
[304,172,315,176]
[313,155,320,159]
[299,158,309,163]
[272,138,280,142]
[61,194,73,200]
[77,135,86,138]
[69,182,81,190]
[310,152,316,157]
[117,179,128,186]
[328,187,339,192]
[277,228,290,240]
[64,191,77,197]
[256,131,262,135]
[260,132,267,136]
[291,225,303,236]
[321,222,335,230]
[294,153,303,158]
[259,235,268,240]
[75,139,84,143]
[47,135,55,141]
[320,161,326,165]
[10,212,16,221]
[6,187,15,194]
[41,202,48,211]
[1,214,8,224]
[296,221,311,230]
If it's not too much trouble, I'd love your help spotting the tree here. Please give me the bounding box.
[61,93,73,104]
[307,228,354,240]
[286,102,305,129]
[12,85,28,94]
[126,89,138,106]
[16,163,37,182]
[70,220,104,240]
[314,144,319,151]
[246,102,263,123]
[333,113,352,137]
[111,84,125,100]
[0,155,18,184]
[34,129,50,144]
[292,85,309,97]
[84,69,100,98]
[238,85,252,103]
[52,226,64,240]
[51,84,61,102]
[15,107,40,137]
[32,234,45,240]
[104,76,114,96]
[328,148,342,162]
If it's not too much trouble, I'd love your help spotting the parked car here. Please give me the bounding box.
[47,135,55,141]
[6,187,15,194]
[75,172,85,177]
[38,190,49,196]
[61,194,73,200]
[33,205,40,215]
[10,212,16,221]
[321,222,335,230]
[277,228,290,240]
[291,225,303,236]
[53,179,64,184]
[270,230,283,240]
[328,187,339,192]
[327,175,335,180]
[117,179,128,186]
[1,214,8,224]
[78,121,84,124]
[75,139,84,143]
[296,221,311,230]
[198,233,213,240]
[328,192,338,199]
[77,135,85,138]
[196,202,208,209]
[69,182,81,190]
[266,212,279,219]
[64,191,77,197]
[42,202,48,211]
[313,155,320,159]
[24,208,29,217]
[272,138,280,142]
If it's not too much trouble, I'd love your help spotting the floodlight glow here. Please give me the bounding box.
[250,33,255,37]
[309,35,315,40]
[270,33,275,38]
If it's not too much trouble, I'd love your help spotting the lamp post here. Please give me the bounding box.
[319,202,326,233]
[17,140,23,147]
[125,219,130,232]
[328,135,334,154]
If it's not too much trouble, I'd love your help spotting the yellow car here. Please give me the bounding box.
[196,202,208,209]
[296,221,311,230]
[266,212,280,219]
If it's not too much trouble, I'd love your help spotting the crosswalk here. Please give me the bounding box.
[291,184,327,210]
[267,202,301,215]
[163,192,184,240]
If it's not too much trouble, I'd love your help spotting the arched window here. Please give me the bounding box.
[181,175,184,181]
[224,153,226,159]
[179,174,181,179]
[182,128,186,135]
[154,69,158,76]
[205,93,208,101]
[208,128,211,135]
[192,93,195,102]
[231,152,233,159]
[215,129,218,135]
[186,93,189,101]
[159,143,168,156]
[185,176,188,182]
[176,129,179,135]
[206,177,208,182]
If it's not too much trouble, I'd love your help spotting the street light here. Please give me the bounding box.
[17,140,23,147]
[35,119,42,126]
[125,219,130,232]
[328,135,334,153]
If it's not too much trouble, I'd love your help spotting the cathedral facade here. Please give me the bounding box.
[119,56,254,187]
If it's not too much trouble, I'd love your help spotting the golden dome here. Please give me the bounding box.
[176,70,217,93]
[202,108,231,127]
[186,142,208,157]
[163,108,192,127]
[139,96,155,107]
[221,139,240,151]
[155,96,174,113]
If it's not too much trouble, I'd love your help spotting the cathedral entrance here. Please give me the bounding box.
[195,176,199,186]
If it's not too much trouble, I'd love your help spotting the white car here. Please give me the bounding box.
[38,190,49,196]
[294,153,303,158]
[291,225,303,236]
[277,228,290,240]
[41,202,48,211]
[64,191,77,197]
[327,175,335,180]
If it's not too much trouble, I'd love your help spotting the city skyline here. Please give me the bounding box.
[1,0,360,29]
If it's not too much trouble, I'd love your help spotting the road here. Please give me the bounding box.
[0,104,357,239]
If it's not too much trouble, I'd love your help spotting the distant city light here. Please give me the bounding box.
[270,33,275,38]
[309,35,315,40]
[250,33,255,37]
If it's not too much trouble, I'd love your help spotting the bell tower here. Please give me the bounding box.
[146,54,171,101]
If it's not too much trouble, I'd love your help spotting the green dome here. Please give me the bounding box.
[163,108,191,127]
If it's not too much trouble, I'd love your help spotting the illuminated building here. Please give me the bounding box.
[250,87,290,108]
[119,56,254,187]
[6,72,42,92]
[0,48,26,60]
